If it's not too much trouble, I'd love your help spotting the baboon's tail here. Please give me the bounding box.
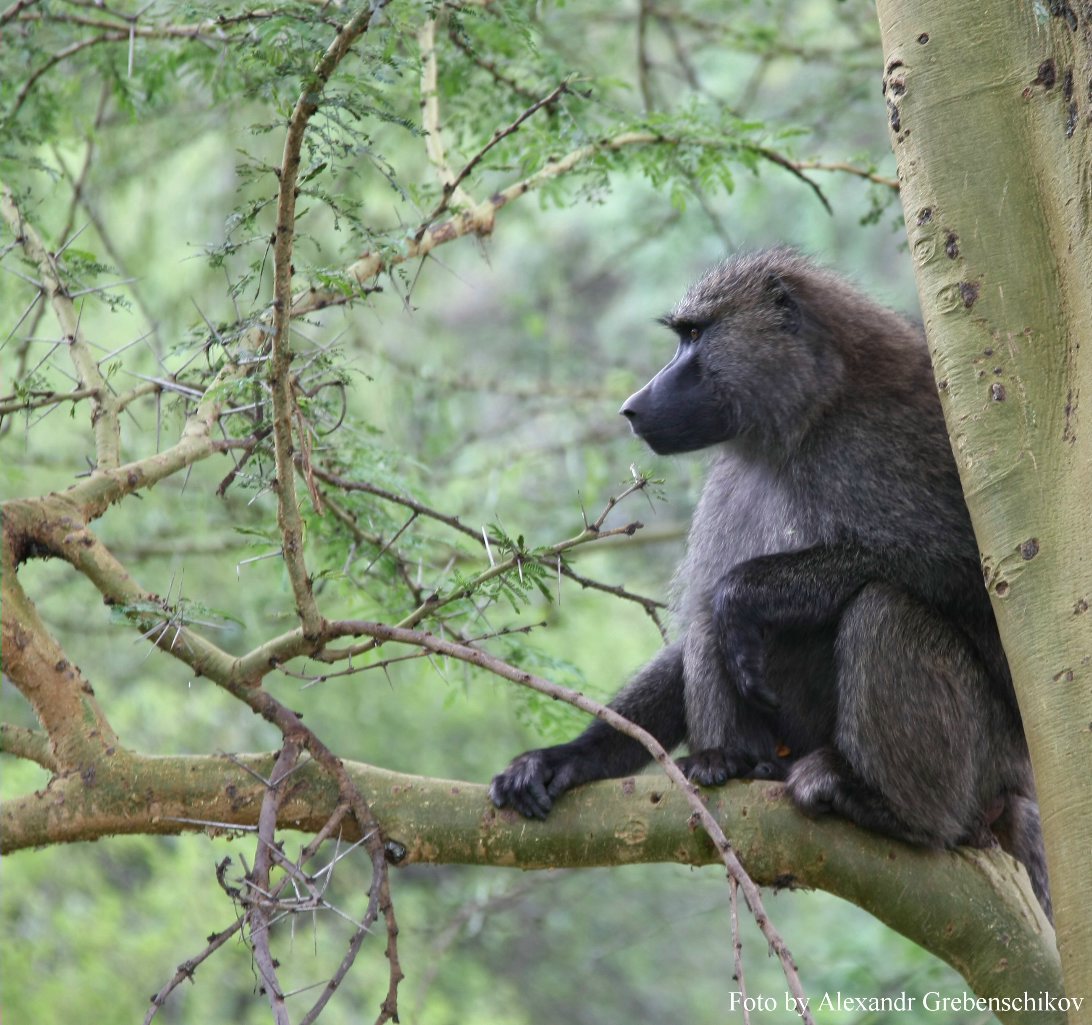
[996,794,1052,922]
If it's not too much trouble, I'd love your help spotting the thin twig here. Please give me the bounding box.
[0,386,97,417]
[144,799,353,1024]
[794,159,899,191]
[230,686,403,1025]
[637,0,656,112]
[143,918,246,1025]
[751,146,832,215]
[445,20,541,102]
[730,877,752,1025]
[310,464,667,630]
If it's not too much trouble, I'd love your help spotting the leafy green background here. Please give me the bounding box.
[1,1,997,1022]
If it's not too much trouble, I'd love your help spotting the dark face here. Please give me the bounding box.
[620,326,734,455]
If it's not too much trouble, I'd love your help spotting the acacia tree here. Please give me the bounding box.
[0,2,1080,1023]
[874,1,1092,1014]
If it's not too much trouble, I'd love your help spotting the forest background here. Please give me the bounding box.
[2,1,1083,1024]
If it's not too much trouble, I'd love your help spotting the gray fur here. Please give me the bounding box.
[489,249,1050,919]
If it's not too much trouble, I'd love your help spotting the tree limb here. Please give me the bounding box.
[0,755,1062,1024]
[269,5,389,638]
[0,722,57,771]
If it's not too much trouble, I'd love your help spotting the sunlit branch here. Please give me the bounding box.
[418,17,476,215]
[269,1,393,639]
[794,159,900,191]
[0,184,121,469]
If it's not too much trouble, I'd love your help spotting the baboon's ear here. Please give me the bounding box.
[766,274,802,334]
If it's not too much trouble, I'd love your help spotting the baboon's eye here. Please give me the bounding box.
[672,320,705,344]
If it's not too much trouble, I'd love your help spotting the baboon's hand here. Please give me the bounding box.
[716,619,779,711]
[712,576,780,711]
[489,746,584,820]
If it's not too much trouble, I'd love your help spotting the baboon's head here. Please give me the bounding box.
[621,249,849,455]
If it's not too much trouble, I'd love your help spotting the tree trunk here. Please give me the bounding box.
[874,2,1092,1016]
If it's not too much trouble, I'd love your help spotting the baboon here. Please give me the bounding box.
[489,248,1051,919]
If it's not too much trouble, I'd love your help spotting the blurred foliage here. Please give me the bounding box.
[0,1,995,1023]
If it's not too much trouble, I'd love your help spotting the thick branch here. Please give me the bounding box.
[7,498,248,685]
[0,755,1061,1023]
[1,540,119,767]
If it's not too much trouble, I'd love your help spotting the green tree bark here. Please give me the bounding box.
[874,3,1092,1017]
[0,752,1063,1023]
